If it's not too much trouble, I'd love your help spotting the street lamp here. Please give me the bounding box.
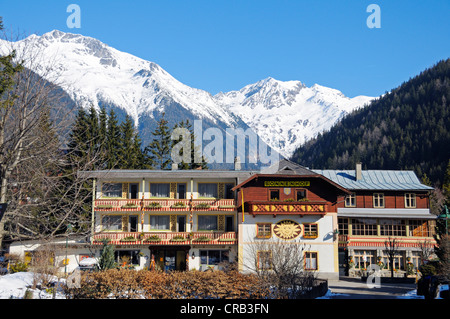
[65,223,73,276]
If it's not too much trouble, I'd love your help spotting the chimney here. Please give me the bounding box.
[234,156,241,171]
[172,163,178,171]
[355,162,362,181]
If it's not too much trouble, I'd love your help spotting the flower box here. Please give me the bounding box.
[143,235,161,242]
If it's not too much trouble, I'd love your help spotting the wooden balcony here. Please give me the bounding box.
[94,198,236,212]
[246,201,328,217]
[92,231,236,246]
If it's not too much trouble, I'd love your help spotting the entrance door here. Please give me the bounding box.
[177,215,186,232]
[177,184,186,199]
[338,249,348,277]
[165,251,176,271]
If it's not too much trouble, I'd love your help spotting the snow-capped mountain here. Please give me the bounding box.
[214,77,373,157]
[0,30,374,160]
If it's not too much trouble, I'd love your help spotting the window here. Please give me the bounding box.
[256,223,272,238]
[351,218,377,236]
[409,219,435,237]
[304,252,318,270]
[338,218,349,235]
[381,251,405,271]
[296,189,307,201]
[200,250,229,265]
[115,250,140,265]
[345,193,356,207]
[198,215,218,231]
[354,250,375,269]
[150,215,170,230]
[373,193,384,208]
[102,183,122,198]
[405,193,416,208]
[379,219,406,236]
[150,183,170,198]
[257,251,272,270]
[198,183,218,198]
[269,189,279,201]
[303,223,318,238]
[102,215,122,231]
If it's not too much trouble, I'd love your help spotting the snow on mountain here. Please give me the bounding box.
[214,77,374,157]
[0,30,236,128]
[0,30,374,160]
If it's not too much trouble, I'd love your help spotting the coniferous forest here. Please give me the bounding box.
[67,106,207,171]
[291,59,450,186]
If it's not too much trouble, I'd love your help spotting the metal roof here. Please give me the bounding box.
[77,169,256,180]
[312,169,433,191]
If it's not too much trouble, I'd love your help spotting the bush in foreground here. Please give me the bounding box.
[64,269,271,299]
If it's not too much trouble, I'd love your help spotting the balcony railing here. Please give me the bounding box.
[94,198,236,212]
[338,234,436,248]
[92,231,236,246]
[246,201,328,216]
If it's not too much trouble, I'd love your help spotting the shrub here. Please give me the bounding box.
[64,269,271,299]
[9,261,29,273]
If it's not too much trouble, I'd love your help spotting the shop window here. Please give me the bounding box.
[354,250,375,269]
[200,250,229,265]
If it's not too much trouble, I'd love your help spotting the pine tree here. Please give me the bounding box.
[106,109,121,169]
[172,119,208,170]
[98,239,116,270]
[144,112,171,170]
[119,115,136,168]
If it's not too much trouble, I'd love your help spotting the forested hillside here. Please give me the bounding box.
[291,59,450,186]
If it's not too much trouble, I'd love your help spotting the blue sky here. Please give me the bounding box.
[1,0,449,98]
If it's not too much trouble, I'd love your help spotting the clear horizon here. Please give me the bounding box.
[1,0,449,98]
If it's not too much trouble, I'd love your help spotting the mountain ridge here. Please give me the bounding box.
[0,29,374,160]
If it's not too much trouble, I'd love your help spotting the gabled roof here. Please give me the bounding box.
[260,159,317,175]
[232,159,351,193]
[313,169,433,191]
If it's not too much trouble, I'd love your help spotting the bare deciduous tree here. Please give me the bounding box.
[242,232,316,299]
[0,29,99,247]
